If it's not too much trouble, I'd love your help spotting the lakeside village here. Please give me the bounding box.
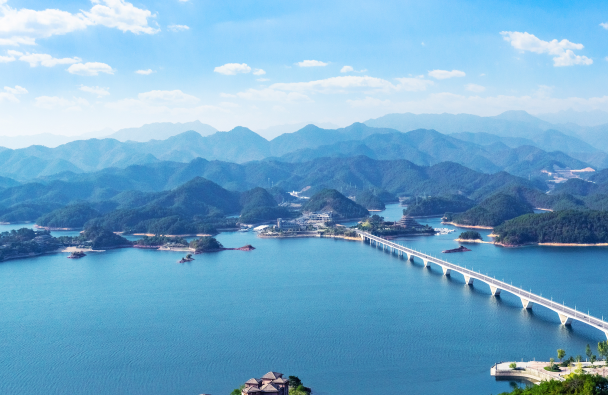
[253,211,455,240]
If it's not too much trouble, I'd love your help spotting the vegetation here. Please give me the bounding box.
[36,203,100,228]
[288,376,311,395]
[448,193,534,227]
[458,231,482,240]
[544,358,560,372]
[509,362,517,369]
[56,225,132,249]
[190,236,223,252]
[493,210,608,246]
[0,228,60,261]
[558,349,566,362]
[497,373,608,395]
[134,235,187,246]
[355,189,385,210]
[404,195,475,217]
[357,214,434,236]
[303,189,369,219]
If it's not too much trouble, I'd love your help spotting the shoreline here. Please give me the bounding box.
[441,221,493,229]
[130,233,214,237]
[454,238,494,244]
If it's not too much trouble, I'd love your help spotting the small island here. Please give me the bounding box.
[443,193,534,228]
[178,253,195,263]
[68,251,86,259]
[455,230,484,242]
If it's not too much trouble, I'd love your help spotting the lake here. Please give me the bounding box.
[0,204,606,395]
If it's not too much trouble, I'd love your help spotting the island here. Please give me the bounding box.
[443,193,534,228]
[493,209,608,246]
[0,228,62,261]
[404,195,475,217]
[455,230,483,242]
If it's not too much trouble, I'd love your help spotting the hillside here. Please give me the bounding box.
[303,189,369,219]
[448,193,534,227]
[404,195,475,217]
[493,210,608,246]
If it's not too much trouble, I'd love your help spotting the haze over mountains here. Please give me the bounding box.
[0,110,605,182]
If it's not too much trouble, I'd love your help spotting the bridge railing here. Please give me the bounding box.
[357,231,608,333]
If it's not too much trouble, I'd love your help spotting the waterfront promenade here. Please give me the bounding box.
[356,230,608,339]
[491,361,608,383]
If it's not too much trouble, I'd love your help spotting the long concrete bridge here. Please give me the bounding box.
[356,230,608,339]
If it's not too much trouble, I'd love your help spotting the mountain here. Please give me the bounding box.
[449,193,534,227]
[277,129,590,177]
[364,111,576,139]
[106,120,217,142]
[536,109,608,127]
[254,122,340,140]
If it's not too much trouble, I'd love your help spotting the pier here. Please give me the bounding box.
[356,230,608,339]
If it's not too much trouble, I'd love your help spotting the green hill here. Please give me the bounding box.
[449,193,534,227]
[303,189,369,219]
[404,195,474,217]
[494,210,608,246]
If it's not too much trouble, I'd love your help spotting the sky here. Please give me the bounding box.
[1,0,608,136]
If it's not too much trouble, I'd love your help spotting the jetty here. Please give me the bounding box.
[356,230,608,339]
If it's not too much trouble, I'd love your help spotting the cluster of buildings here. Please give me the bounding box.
[276,211,334,231]
[241,371,290,394]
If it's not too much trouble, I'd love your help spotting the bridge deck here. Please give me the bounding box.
[357,231,608,339]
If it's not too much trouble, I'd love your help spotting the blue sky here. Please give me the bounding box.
[1,0,608,136]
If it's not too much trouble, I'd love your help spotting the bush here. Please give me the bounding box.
[509,362,517,370]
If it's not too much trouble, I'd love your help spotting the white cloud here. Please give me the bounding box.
[601,22,608,30]
[296,60,328,67]
[428,69,466,79]
[340,65,354,73]
[82,0,159,34]
[35,96,88,109]
[219,92,236,98]
[168,24,189,32]
[500,31,592,67]
[79,85,109,97]
[138,89,199,105]
[135,69,153,75]
[253,68,266,75]
[465,83,486,93]
[0,0,158,46]
[347,96,391,107]
[0,36,35,46]
[67,62,114,76]
[256,78,269,82]
[4,85,27,94]
[0,85,27,102]
[219,101,239,108]
[0,54,15,62]
[18,53,81,67]
[214,63,251,75]
[236,88,312,103]
[270,75,433,94]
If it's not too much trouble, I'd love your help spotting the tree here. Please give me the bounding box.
[599,341,608,364]
[557,348,566,362]
[509,362,517,369]
[587,344,593,361]
[576,355,582,363]
[230,385,244,395]
[591,354,597,364]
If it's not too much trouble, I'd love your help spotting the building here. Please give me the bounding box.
[306,211,333,222]
[242,371,289,394]
[276,218,302,230]
[394,215,425,230]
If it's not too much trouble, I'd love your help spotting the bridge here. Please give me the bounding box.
[356,230,608,339]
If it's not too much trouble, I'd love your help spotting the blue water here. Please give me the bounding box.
[0,204,606,395]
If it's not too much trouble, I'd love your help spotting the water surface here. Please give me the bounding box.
[0,204,606,395]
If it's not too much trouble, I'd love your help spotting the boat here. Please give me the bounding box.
[442,246,471,253]
[238,228,251,232]
[67,251,86,259]
[177,254,195,263]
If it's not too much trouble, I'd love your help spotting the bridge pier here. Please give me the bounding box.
[490,286,501,296]
[441,266,451,276]
[406,253,412,261]
[559,314,573,326]
[520,298,533,309]
[423,259,429,268]
[463,275,474,285]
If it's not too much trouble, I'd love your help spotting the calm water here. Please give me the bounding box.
[0,204,607,395]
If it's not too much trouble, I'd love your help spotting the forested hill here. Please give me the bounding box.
[32,156,544,200]
[303,189,369,219]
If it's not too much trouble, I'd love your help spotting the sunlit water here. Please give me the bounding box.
[0,204,606,394]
